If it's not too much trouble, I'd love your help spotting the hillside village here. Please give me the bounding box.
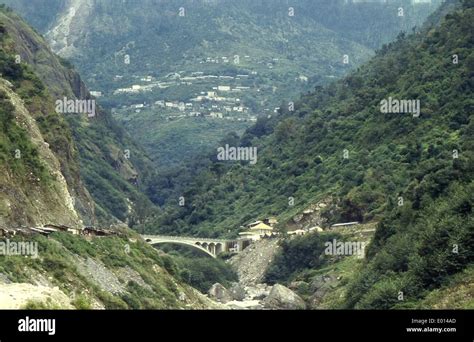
[106,69,278,122]
[92,53,312,122]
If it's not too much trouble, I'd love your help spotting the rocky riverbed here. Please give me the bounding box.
[205,238,306,310]
[207,281,307,310]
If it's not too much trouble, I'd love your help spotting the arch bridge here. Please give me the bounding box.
[142,235,246,258]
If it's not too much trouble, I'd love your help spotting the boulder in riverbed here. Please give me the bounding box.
[263,284,306,310]
[229,283,247,301]
[208,283,233,303]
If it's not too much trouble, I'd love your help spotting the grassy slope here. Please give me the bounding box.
[413,265,474,309]
[0,230,215,309]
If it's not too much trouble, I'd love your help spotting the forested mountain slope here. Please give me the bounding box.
[140,0,473,309]
[0,0,443,172]
[143,0,473,242]
[4,0,438,88]
[0,0,471,311]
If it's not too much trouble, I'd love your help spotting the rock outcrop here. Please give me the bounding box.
[228,283,247,301]
[308,275,339,309]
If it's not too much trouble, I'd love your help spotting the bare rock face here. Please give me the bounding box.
[208,283,233,304]
[263,284,306,310]
[287,198,332,231]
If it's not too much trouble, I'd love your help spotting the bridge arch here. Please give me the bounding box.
[147,240,216,258]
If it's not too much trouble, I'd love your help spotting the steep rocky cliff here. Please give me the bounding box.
[0,9,91,227]
[0,7,217,309]
[0,7,158,226]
